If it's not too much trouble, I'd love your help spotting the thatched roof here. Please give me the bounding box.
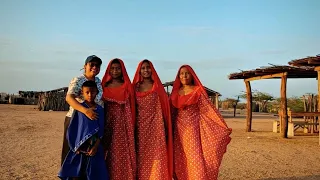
[19,87,68,97]
[43,87,68,93]
[228,65,316,80]
[288,55,320,67]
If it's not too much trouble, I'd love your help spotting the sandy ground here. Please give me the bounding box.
[0,104,319,180]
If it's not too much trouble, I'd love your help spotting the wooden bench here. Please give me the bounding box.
[273,110,320,137]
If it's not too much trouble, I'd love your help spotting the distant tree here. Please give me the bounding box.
[239,90,274,112]
[267,96,305,113]
[302,93,317,112]
[290,96,307,112]
[223,96,240,117]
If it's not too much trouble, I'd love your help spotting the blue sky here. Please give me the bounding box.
[0,0,319,99]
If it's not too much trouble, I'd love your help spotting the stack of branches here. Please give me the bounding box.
[37,89,69,111]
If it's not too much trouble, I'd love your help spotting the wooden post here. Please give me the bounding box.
[215,94,219,109]
[245,81,252,132]
[317,70,320,144]
[314,67,320,144]
[281,73,288,138]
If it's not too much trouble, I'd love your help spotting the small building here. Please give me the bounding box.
[0,92,9,104]
[18,91,41,105]
[162,81,221,109]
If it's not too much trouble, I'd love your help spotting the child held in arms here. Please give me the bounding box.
[58,80,109,180]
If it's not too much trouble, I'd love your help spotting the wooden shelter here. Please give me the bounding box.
[37,87,69,111]
[162,81,221,109]
[228,65,317,138]
[289,55,320,143]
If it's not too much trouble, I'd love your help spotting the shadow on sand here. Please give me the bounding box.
[222,114,277,120]
[260,175,320,180]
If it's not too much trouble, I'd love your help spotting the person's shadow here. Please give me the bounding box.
[260,175,320,180]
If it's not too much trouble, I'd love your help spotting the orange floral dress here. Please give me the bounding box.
[104,97,136,180]
[135,91,170,180]
[172,92,231,180]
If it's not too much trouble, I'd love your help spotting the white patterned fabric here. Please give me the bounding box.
[65,74,103,117]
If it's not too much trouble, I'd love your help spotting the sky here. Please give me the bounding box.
[0,0,319,99]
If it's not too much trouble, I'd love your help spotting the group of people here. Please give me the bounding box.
[58,55,232,180]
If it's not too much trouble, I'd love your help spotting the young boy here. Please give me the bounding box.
[58,80,109,180]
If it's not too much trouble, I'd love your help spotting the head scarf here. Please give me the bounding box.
[101,58,135,125]
[170,65,208,109]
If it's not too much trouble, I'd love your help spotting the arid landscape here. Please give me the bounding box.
[0,104,319,180]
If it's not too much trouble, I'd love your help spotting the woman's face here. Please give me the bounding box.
[109,62,122,79]
[140,61,152,79]
[84,61,101,77]
[179,67,193,85]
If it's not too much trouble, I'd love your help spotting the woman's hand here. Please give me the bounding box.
[84,108,98,120]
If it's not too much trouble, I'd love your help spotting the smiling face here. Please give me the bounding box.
[140,61,152,79]
[82,86,98,103]
[179,67,193,86]
[109,61,122,79]
[84,61,101,77]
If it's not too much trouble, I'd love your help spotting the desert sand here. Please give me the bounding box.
[0,104,319,180]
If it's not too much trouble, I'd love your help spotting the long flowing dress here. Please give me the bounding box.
[133,60,173,180]
[170,65,232,180]
[102,59,136,180]
[135,91,169,179]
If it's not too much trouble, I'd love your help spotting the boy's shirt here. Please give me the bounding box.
[66,75,104,117]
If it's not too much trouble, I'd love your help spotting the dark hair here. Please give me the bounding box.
[107,58,124,84]
[82,80,98,89]
[111,58,121,65]
[142,59,150,64]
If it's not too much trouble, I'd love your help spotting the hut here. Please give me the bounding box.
[37,87,69,111]
[8,94,25,104]
[228,61,318,139]
[162,81,221,109]
[0,93,9,104]
[18,91,41,105]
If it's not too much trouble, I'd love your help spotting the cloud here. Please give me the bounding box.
[259,50,287,55]
[0,67,76,93]
[0,60,80,71]
[0,37,16,48]
[149,56,255,73]
[189,57,251,70]
[161,26,225,36]
[160,25,258,40]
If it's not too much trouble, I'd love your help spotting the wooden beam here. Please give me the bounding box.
[315,66,320,71]
[290,112,320,117]
[280,74,288,138]
[317,70,320,145]
[245,72,288,82]
[245,81,252,132]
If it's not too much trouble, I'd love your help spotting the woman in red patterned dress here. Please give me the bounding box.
[132,60,173,180]
[170,65,232,180]
[101,58,136,180]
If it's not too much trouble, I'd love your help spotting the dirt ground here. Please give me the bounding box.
[0,104,319,180]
